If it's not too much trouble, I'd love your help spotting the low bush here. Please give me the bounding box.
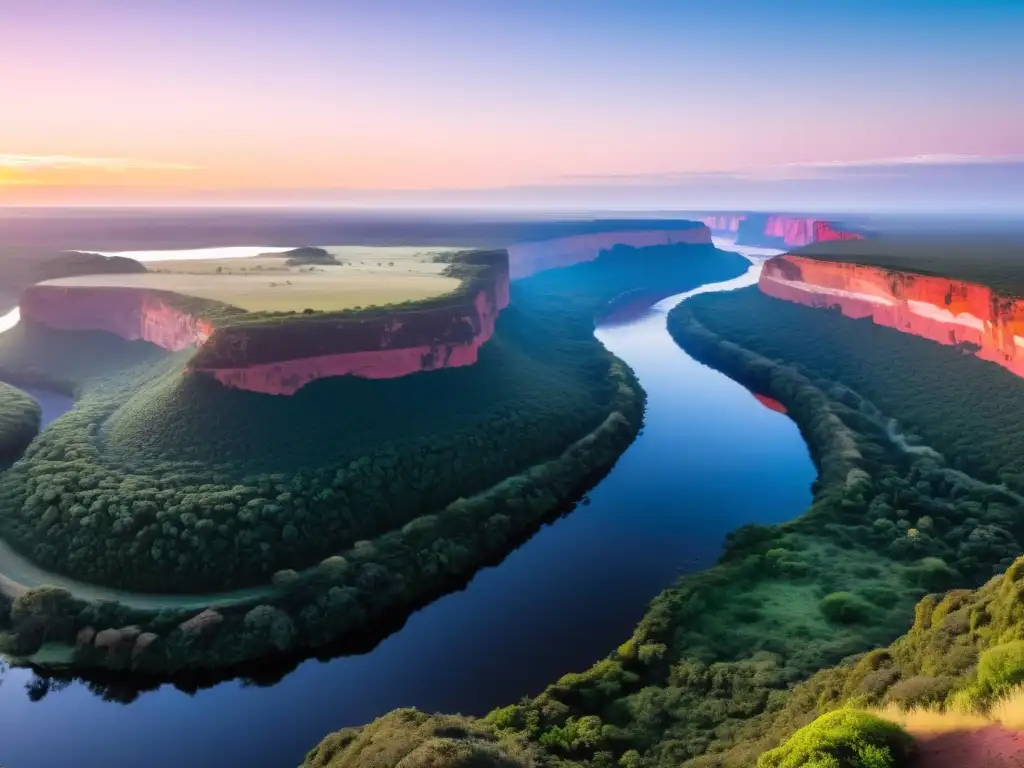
[977,641,1024,697]
[756,709,914,768]
[821,593,872,625]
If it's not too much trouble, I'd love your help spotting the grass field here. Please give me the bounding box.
[40,246,467,313]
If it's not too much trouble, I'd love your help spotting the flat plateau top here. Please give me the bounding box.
[40,246,468,313]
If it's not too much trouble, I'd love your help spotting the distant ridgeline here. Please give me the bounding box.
[0,224,750,676]
[694,212,868,248]
[304,237,1024,768]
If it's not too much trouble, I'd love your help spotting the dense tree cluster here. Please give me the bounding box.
[0,241,747,675]
[320,286,1024,768]
[686,285,1024,491]
[0,382,41,468]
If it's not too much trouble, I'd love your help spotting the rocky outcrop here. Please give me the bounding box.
[20,285,216,350]
[759,254,1024,378]
[19,249,510,396]
[697,214,865,248]
[507,225,711,279]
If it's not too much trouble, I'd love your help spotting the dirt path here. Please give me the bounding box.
[913,727,1024,768]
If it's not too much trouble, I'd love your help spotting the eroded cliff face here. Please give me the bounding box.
[195,282,508,394]
[759,255,1024,378]
[20,285,215,350]
[698,214,864,248]
[507,226,712,280]
[20,251,511,395]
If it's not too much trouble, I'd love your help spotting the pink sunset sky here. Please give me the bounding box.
[2,0,1022,210]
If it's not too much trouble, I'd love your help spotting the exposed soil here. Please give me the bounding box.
[913,727,1024,768]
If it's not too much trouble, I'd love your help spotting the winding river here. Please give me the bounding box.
[0,243,815,768]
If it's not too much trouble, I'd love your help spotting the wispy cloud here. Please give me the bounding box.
[792,153,1024,169]
[557,154,1024,185]
[0,154,197,172]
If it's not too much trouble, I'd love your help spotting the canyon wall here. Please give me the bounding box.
[21,250,510,395]
[697,214,865,248]
[759,254,1024,378]
[19,285,216,350]
[507,226,711,279]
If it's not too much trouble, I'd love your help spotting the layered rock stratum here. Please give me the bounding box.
[759,254,1024,378]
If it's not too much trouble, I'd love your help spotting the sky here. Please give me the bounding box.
[2,0,1022,211]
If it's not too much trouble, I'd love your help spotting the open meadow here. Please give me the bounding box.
[41,246,468,313]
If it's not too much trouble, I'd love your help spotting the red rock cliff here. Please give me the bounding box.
[759,255,1024,378]
[20,285,215,350]
[20,250,510,396]
[697,214,864,247]
[507,227,712,280]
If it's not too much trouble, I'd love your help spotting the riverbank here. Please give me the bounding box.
[0,242,820,768]
[0,242,753,680]
[304,256,1024,767]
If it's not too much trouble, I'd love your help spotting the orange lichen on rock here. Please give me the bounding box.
[759,254,1024,379]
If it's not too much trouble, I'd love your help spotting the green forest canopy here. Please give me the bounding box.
[0,382,41,468]
[0,243,745,596]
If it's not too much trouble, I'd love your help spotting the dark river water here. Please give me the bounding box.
[0,261,815,768]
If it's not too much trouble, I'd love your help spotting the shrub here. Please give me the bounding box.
[757,709,915,768]
[883,675,954,708]
[910,557,958,591]
[977,641,1024,697]
[821,593,872,625]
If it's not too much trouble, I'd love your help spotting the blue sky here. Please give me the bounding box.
[1,0,1022,209]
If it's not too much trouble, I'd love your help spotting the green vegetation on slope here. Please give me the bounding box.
[0,383,41,469]
[303,709,542,768]
[712,554,1024,765]
[0,242,747,674]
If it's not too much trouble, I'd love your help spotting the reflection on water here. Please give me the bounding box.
[761,255,1024,378]
[0,248,292,338]
[0,245,816,768]
[96,246,294,263]
[0,306,20,333]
